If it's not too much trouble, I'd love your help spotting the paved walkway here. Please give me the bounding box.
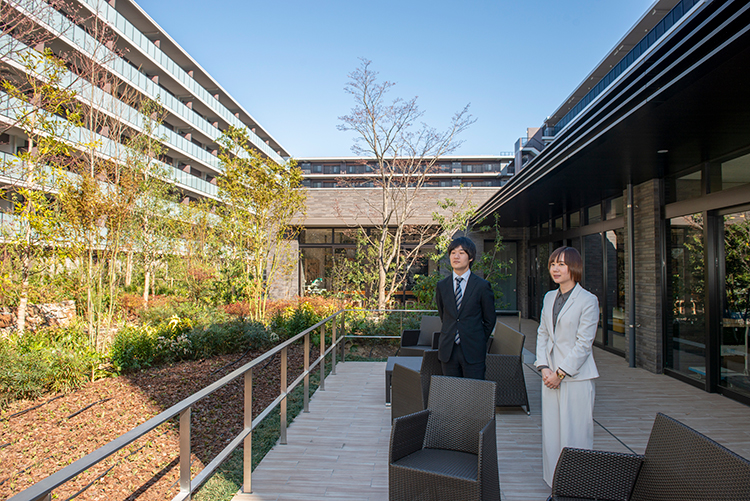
[234,318,750,501]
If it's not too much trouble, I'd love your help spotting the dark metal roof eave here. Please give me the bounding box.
[472,0,745,227]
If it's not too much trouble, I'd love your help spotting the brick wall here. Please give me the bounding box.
[626,179,663,373]
[268,239,300,300]
[300,187,500,226]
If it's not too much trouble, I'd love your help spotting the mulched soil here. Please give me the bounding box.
[0,340,398,501]
[0,344,308,501]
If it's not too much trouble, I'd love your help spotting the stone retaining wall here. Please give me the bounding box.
[0,300,76,333]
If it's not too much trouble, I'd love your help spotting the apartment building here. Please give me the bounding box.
[0,0,288,203]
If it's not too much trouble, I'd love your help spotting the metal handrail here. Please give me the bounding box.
[9,308,356,501]
[10,307,517,500]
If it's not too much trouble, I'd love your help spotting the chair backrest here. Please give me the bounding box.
[419,315,442,346]
[488,320,525,356]
[391,363,425,420]
[424,375,496,454]
[631,413,750,501]
[419,350,442,406]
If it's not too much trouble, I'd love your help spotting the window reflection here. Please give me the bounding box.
[720,211,750,398]
[718,153,750,192]
[584,234,605,344]
[666,214,705,381]
[606,229,626,352]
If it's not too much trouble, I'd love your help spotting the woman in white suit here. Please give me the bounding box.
[534,246,599,487]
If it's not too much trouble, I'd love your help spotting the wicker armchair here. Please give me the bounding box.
[390,350,442,421]
[399,315,442,357]
[485,320,530,414]
[389,376,499,501]
[551,412,750,501]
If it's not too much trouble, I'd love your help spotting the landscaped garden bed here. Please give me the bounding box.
[0,345,306,501]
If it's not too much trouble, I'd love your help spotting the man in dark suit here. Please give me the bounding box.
[435,236,496,379]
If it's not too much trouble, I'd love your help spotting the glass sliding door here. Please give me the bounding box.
[666,214,706,382]
[606,229,626,352]
[531,243,551,320]
[584,233,605,345]
[720,210,750,398]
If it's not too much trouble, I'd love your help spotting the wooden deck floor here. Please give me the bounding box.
[234,320,750,501]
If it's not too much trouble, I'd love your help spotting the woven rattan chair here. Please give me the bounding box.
[399,315,442,357]
[551,412,750,501]
[485,320,530,414]
[389,375,499,501]
[390,350,442,421]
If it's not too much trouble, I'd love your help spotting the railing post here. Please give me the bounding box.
[331,318,337,375]
[280,345,288,445]
[320,324,326,391]
[341,311,346,363]
[179,407,191,497]
[518,310,522,332]
[304,332,310,413]
[243,369,253,493]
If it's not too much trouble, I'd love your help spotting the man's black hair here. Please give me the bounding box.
[447,236,476,267]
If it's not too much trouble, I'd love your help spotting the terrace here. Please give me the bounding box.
[10,314,750,501]
[233,317,750,501]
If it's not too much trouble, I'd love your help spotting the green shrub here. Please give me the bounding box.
[111,317,274,372]
[412,272,441,308]
[110,324,159,371]
[189,320,273,358]
[344,310,419,338]
[0,325,107,408]
[273,302,321,339]
[0,345,50,406]
[137,300,230,327]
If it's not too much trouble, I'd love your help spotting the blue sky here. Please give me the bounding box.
[135,0,656,157]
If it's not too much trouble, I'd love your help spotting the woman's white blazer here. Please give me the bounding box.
[535,283,599,380]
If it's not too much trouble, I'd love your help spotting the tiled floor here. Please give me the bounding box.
[234,318,750,501]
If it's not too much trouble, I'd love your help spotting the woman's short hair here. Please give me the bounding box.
[447,236,477,266]
[548,246,582,283]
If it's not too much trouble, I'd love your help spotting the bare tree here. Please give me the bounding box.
[0,0,68,60]
[337,58,475,309]
[0,0,73,138]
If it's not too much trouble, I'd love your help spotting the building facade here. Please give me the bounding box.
[296,155,514,300]
[474,0,750,405]
[1,0,287,203]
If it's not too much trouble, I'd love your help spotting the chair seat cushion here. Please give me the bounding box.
[392,447,478,481]
[399,345,432,357]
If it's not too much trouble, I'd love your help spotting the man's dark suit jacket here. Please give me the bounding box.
[435,272,496,365]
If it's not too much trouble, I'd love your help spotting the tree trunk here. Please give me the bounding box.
[143,269,150,304]
[377,265,387,310]
[16,257,29,334]
[125,250,132,286]
[87,247,95,345]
